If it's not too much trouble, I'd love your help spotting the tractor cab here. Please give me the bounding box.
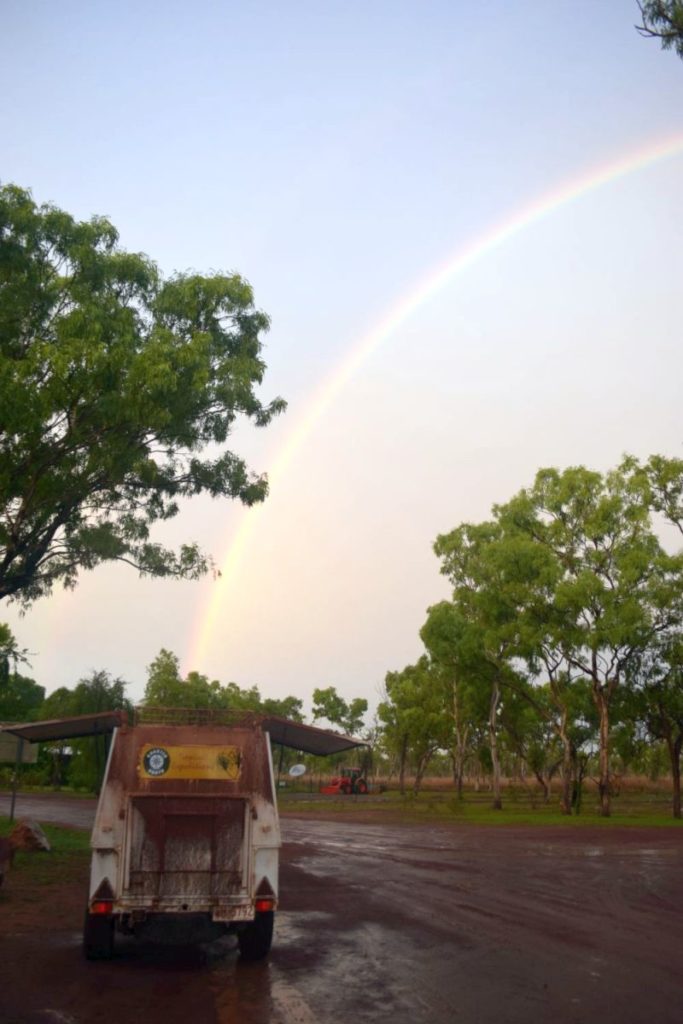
[320,765,369,795]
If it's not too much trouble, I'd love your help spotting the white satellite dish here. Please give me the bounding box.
[288,763,306,778]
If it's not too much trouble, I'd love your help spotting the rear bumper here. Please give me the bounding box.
[114,896,276,922]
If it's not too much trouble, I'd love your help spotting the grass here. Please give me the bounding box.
[0,816,90,889]
[279,785,683,827]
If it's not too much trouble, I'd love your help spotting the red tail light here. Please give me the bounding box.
[90,900,113,915]
[255,898,274,913]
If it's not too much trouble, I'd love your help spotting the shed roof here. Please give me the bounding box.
[1,709,364,756]
[260,715,364,756]
[2,710,126,743]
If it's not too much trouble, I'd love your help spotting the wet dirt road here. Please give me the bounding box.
[1,794,682,1023]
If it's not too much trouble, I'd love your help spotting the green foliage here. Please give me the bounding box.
[143,647,305,720]
[636,1,683,58]
[430,456,683,817]
[0,671,44,722]
[39,669,132,792]
[312,686,367,734]
[378,658,449,793]
[0,623,28,683]
[0,184,285,604]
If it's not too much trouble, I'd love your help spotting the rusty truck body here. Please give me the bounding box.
[84,710,281,959]
[2,707,363,961]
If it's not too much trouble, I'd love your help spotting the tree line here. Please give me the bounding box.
[0,649,368,792]
[378,456,683,819]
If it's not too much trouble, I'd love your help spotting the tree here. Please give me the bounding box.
[0,623,28,683]
[420,601,483,800]
[143,648,305,720]
[636,1,683,58]
[378,658,447,795]
[41,669,131,790]
[144,649,225,709]
[435,460,683,817]
[630,638,683,818]
[520,465,683,816]
[0,671,44,722]
[312,686,367,735]
[434,520,531,811]
[260,694,305,722]
[0,185,285,604]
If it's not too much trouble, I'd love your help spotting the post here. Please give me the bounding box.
[9,738,24,823]
[277,743,284,788]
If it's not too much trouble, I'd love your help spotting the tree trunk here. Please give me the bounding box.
[450,754,464,800]
[413,748,434,795]
[559,710,573,816]
[594,687,611,817]
[532,770,550,803]
[666,732,682,820]
[398,733,408,796]
[489,678,502,810]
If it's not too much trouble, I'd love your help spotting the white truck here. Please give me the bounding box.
[4,707,362,961]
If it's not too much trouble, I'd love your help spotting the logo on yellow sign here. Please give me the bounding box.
[138,744,242,780]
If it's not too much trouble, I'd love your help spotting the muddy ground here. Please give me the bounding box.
[1,793,682,1024]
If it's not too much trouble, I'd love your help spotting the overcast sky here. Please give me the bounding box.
[2,1,682,714]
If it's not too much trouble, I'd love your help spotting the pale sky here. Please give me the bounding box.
[2,1,682,714]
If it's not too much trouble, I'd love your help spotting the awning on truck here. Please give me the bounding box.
[260,716,364,756]
[2,710,365,755]
[2,710,126,744]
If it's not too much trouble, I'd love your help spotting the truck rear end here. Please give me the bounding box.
[84,710,279,960]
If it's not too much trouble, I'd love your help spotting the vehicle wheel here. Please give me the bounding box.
[355,779,368,794]
[238,911,274,961]
[83,910,115,960]
[340,782,351,795]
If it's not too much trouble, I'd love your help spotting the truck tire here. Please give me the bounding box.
[355,778,368,794]
[238,911,274,961]
[83,910,115,960]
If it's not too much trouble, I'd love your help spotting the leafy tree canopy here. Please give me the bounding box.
[312,685,368,735]
[0,622,28,683]
[0,184,285,604]
[636,1,683,58]
[0,671,44,722]
[143,648,305,719]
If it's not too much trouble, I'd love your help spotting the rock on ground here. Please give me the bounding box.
[9,818,51,852]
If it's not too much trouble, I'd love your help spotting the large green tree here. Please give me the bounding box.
[379,658,447,795]
[420,601,484,800]
[0,184,285,603]
[436,461,683,817]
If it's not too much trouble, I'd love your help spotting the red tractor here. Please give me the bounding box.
[320,766,369,795]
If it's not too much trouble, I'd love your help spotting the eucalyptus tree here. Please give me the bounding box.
[629,638,683,818]
[312,686,368,735]
[436,460,683,816]
[0,184,285,604]
[499,464,683,816]
[420,600,487,799]
[379,657,447,795]
[433,523,519,810]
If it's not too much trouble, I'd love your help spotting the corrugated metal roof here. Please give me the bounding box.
[2,710,127,743]
[1,709,364,755]
[260,715,364,756]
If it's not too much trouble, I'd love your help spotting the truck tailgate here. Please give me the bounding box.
[126,796,247,899]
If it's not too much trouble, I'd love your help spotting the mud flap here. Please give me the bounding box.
[238,911,274,961]
[83,910,115,960]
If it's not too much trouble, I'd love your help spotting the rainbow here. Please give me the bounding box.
[188,130,683,671]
